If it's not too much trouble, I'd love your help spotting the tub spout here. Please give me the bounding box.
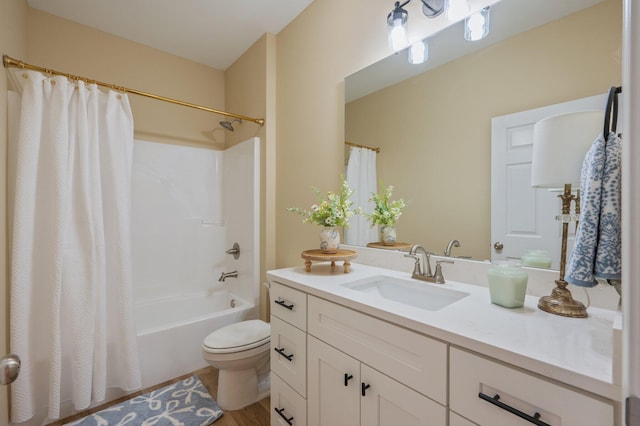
[219,271,238,282]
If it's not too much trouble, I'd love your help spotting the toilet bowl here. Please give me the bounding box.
[202,319,271,410]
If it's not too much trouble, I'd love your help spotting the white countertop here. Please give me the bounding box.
[267,262,622,401]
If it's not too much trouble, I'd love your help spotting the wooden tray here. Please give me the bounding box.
[366,242,412,251]
[301,249,357,273]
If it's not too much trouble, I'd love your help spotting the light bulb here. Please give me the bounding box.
[447,0,470,21]
[464,7,490,41]
[408,40,428,64]
[389,18,408,51]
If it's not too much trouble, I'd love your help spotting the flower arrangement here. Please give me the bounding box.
[287,176,360,228]
[366,184,407,227]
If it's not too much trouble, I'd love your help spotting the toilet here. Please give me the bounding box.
[202,319,271,410]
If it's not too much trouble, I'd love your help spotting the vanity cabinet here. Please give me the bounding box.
[449,347,615,425]
[268,275,618,426]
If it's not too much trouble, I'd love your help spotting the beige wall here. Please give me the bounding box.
[275,0,399,267]
[1,0,28,422]
[345,0,622,260]
[26,8,226,148]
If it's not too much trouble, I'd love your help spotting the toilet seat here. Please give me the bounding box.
[203,320,270,354]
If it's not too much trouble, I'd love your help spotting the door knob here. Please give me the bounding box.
[0,354,20,385]
[493,242,504,251]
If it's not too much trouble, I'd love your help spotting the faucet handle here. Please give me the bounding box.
[433,260,454,284]
[404,254,422,275]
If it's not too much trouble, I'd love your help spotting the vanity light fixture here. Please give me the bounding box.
[387,0,445,52]
[464,7,490,41]
[530,110,603,318]
[387,0,489,65]
[408,39,428,64]
[387,1,410,51]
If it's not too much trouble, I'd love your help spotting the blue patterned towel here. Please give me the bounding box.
[566,132,622,287]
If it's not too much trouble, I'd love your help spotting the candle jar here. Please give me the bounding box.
[521,250,552,269]
[487,261,528,308]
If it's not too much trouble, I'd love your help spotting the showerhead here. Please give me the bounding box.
[220,118,242,131]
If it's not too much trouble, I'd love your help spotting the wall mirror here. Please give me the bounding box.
[344,0,621,269]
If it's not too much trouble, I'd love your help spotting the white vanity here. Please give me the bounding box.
[267,251,621,426]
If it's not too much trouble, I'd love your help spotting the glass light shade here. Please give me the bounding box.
[408,40,428,64]
[447,0,470,21]
[389,18,408,51]
[464,7,490,41]
[530,110,604,188]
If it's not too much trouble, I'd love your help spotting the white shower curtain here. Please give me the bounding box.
[7,69,141,422]
[344,147,378,245]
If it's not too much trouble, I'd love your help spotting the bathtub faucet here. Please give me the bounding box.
[218,270,238,282]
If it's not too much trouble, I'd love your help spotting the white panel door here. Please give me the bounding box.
[491,94,606,268]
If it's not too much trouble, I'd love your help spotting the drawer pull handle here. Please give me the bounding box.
[344,373,353,386]
[478,392,551,426]
[361,382,370,396]
[275,407,294,425]
[275,299,294,310]
[274,347,294,361]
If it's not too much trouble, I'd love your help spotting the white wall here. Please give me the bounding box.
[132,138,260,306]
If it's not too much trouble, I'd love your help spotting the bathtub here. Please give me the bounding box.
[135,289,256,389]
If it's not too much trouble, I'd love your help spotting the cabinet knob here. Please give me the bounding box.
[494,241,504,251]
[361,382,371,396]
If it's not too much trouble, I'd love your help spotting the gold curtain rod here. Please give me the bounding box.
[2,54,265,126]
[345,141,380,153]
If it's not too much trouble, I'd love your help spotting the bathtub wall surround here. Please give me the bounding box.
[132,137,260,389]
[342,244,622,311]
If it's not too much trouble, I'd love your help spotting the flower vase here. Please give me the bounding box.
[380,225,397,246]
[319,227,340,254]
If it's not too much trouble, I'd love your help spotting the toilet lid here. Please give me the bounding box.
[203,320,271,353]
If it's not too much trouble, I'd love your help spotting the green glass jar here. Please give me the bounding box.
[521,250,552,269]
[487,261,528,308]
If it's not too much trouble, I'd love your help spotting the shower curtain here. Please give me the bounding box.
[344,147,378,245]
[7,69,141,422]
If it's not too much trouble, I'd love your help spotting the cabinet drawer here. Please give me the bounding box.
[450,348,614,426]
[270,281,307,331]
[450,412,477,426]
[271,315,307,397]
[308,296,447,404]
[271,373,307,426]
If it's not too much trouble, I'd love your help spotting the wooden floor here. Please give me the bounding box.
[48,366,270,426]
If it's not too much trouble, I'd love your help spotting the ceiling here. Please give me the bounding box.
[26,0,315,70]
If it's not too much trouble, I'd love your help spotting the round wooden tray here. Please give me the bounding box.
[301,249,357,273]
[366,242,412,251]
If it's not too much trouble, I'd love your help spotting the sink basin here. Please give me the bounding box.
[341,275,468,311]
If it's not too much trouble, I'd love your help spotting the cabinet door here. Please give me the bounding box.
[450,412,478,426]
[308,336,360,426]
[360,364,447,426]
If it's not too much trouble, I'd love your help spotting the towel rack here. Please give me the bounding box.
[603,86,622,138]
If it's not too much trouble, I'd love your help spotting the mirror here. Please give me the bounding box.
[344,0,621,267]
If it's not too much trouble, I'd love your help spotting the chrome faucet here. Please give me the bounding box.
[218,270,238,282]
[405,245,435,281]
[444,239,461,257]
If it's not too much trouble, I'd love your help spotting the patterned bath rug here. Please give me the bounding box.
[64,375,223,426]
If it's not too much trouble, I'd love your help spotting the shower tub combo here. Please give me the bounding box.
[132,137,261,389]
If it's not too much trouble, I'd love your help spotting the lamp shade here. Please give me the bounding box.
[530,110,603,188]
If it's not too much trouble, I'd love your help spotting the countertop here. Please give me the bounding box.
[267,262,622,401]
